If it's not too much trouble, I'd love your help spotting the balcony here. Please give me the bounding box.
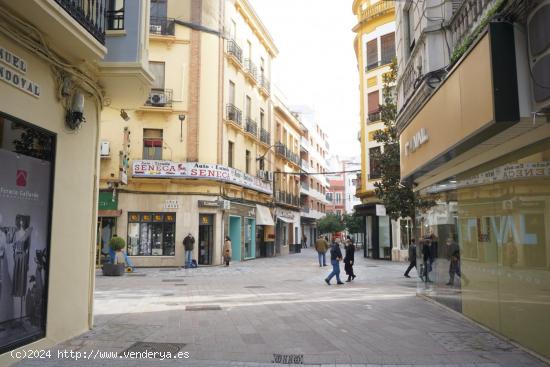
[300,160,311,173]
[226,39,243,65]
[276,143,300,166]
[357,0,395,24]
[260,128,271,145]
[367,111,381,124]
[275,191,300,207]
[54,0,106,44]
[365,54,396,72]
[259,75,271,97]
[225,104,242,127]
[144,89,173,108]
[244,59,258,84]
[300,207,325,220]
[245,118,258,137]
[150,16,175,37]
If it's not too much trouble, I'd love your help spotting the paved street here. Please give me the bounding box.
[15,248,549,367]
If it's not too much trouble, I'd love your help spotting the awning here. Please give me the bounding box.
[256,205,275,226]
[276,216,294,223]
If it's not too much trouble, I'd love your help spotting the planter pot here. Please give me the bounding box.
[102,263,125,276]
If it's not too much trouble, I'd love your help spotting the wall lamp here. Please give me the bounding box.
[65,90,85,130]
[178,114,186,142]
[120,109,130,121]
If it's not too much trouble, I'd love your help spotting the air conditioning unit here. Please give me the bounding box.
[528,1,550,112]
[266,171,274,182]
[222,200,231,210]
[149,91,166,107]
[257,170,265,179]
[100,141,110,157]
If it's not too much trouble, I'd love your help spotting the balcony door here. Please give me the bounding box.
[229,81,235,105]
[245,96,251,120]
[150,0,167,18]
[149,61,165,91]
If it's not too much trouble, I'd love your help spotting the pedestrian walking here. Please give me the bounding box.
[421,239,432,283]
[223,236,232,266]
[445,238,468,286]
[404,238,417,278]
[344,236,356,282]
[183,233,195,268]
[314,235,329,267]
[325,239,344,285]
[301,233,308,248]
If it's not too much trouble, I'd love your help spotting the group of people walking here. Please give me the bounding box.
[315,235,356,285]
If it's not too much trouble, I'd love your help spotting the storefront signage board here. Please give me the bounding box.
[0,46,40,98]
[132,161,273,194]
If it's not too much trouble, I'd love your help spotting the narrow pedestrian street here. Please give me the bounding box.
[15,249,547,367]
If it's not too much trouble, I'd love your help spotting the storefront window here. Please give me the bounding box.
[417,141,550,358]
[127,212,175,256]
[0,113,54,353]
[379,216,391,259]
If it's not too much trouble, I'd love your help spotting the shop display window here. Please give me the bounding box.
[127,212,175,256]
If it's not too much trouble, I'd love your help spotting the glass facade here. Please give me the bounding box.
[127,212,175,256]
[416,141,550,359]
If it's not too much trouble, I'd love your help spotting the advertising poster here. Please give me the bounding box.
[0,119,52,352]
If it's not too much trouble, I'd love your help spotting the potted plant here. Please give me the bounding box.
[102,236,126,276]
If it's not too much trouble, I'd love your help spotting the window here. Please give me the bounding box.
[228,141,234,167]
[368,91,380,113]
[127,212,176,256]
[366,39,378,70]
[230,19,237,40]
[335,192,342,204]
[229,81,236,105]
[245,150,251,174]
[369,146,381,179]
[245,95,252,119]
[150,0,167,18]
[106,0,124,30]
[405,7,415,53]
[260,109,265,130]
[143,129,163,160]
[149,61,165,90]
[381,32,396,64]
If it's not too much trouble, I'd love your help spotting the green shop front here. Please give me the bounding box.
[97,190,121,265]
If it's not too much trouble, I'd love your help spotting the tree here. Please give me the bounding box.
[372,59,435,223]
[317,213,345,235]
[343,212,362,234]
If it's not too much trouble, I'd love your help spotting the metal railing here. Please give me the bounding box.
[275,191,300,207]
[260,128,271,145]
[260,75,271,93]
[245,118,257,136]
[150,16,175,36]
[244,59,258,80]
[226,104,242,125]
[367,111,381,123]
[145,89,173,107]
[54,0,106,44]
[226,39,243,63]
[300,181,310,191]
[276,143,300,166]
[106,9,124,30]
[366,54,395,71]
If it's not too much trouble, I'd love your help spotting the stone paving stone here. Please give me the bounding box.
[11,250,549,367]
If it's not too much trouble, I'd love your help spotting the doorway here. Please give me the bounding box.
[97,217,116,265]
[199,214,214,265]
[244,218,256,259]
[229,216,242,261]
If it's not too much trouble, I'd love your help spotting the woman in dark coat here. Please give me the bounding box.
[344,236,356,282]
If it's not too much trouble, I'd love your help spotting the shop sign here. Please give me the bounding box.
[0,46,40,98]
[458,161,550,187]
[98,191,117,211]
[275,208,296,220]
[132,161,273,194]
[164,199,179,209]
[375,204,386,217]
[404,128,428,156]
[198,200,221,208]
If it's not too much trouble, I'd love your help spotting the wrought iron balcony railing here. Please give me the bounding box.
[54,0,106,44]
[226,104,242,125]
[106,9,124,30]
[245,118,257,136]
[244,59,258,80]
[260,75,271,93]
[145,89,173,107]
[367,111,381,124]
[276,143,300,166]
[227,39,243,63]
[366,54,396,71]
[260,128,270,145]
[150,16,175,36]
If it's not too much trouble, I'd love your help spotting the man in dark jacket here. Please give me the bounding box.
[183,233,195,268]
[404,238,417,278]
[421,239,432,283]
[324,239,344,285]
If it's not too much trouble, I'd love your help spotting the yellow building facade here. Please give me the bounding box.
[99,0,279,267]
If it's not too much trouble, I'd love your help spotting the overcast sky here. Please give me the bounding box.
[251,0,360,159]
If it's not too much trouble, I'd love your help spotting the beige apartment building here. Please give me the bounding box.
[98,0,279,267]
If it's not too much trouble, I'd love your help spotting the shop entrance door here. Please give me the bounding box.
[199,214,214,265]
[229,216,242,261]
[244,218,256,259]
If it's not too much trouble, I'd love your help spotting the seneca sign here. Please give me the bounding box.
[132,161,273,195]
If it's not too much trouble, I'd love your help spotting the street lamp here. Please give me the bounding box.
[178,114,186,142]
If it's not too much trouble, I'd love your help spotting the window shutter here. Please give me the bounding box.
[366,39,378,69]
[149,62,165,90]
[368,90,380,113]
[381,32,395,64]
